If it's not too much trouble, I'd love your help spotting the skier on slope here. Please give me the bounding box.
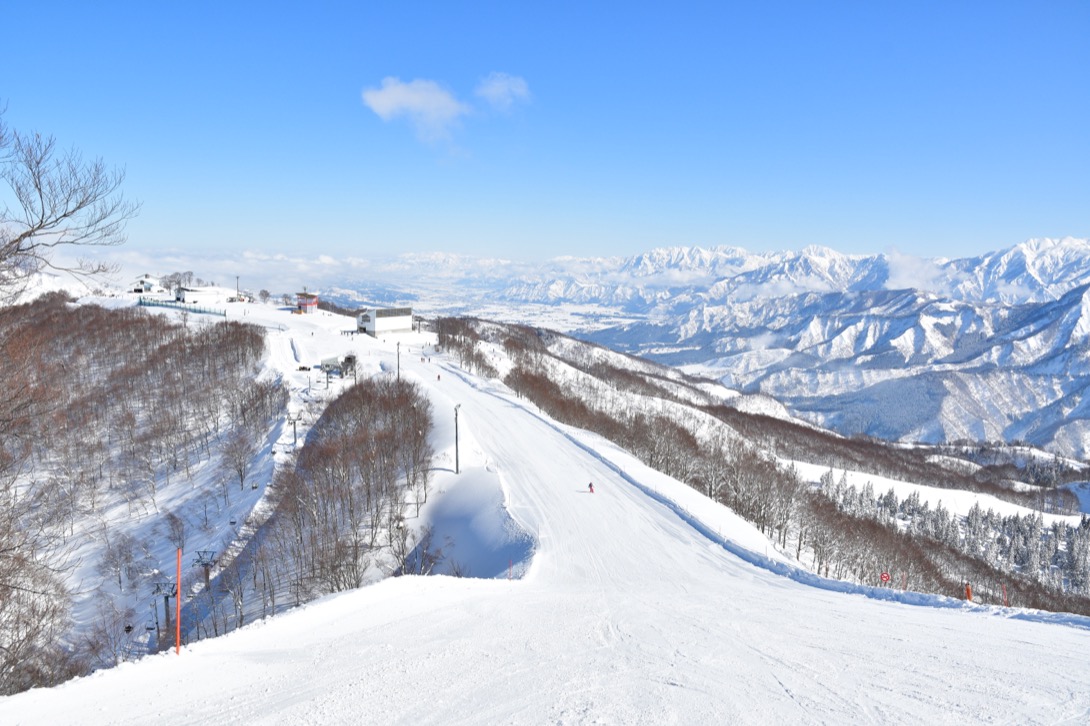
[588,482,594,494]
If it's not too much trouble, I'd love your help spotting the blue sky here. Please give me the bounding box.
[3,1,1087,270]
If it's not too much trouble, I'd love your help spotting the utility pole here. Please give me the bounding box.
[455,404,461,474]
[397,341,401,381]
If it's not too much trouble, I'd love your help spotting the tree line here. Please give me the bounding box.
[186,376,438,639]
[440,316,1090,617]
[0,292,286,694]
[820,473,1090,601]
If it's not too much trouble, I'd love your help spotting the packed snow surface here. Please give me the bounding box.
[2,292,1090,724]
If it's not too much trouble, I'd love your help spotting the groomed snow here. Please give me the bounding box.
[2,293,1090,724]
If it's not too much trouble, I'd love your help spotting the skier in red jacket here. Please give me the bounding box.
[588,482,594,494]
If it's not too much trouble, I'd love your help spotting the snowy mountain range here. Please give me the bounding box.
[323,237,1090,458]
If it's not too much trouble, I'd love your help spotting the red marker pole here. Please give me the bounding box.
[175,548,182,655]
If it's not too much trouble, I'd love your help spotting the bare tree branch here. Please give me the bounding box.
[0,107,139,300]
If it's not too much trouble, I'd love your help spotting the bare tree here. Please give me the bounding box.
[0,108,139,300]
[0,482,78,694]
[97,527,137,593]
[164,511,187,551]
[221,428,257,493]
[393,525,444,576]
[81,600,136,671]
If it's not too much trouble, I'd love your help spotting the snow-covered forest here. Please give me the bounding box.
[0,292,286,691]
[439,316,1090,612]
[260,376,436,599]
[0,286,453,694]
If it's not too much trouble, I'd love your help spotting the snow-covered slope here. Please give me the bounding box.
[2,313,1089,723]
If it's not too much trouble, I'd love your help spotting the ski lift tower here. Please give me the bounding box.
[153,581,177,645]
[194,550,217,589]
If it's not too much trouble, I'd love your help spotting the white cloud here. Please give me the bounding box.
[99,247,525,300]
[362,77,470,142]
[474,72,531,111]
[885,249,946,292]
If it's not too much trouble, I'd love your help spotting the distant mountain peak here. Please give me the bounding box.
[482,237,1090,457]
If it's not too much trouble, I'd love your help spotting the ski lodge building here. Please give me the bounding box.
[132,275,159,293]
[357,307,413,337]
[296,291,319,314]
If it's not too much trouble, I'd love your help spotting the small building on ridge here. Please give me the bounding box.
[296,291,319,314]
[133,275,159,293]
[357,307,413,336]
[175,287,200,303]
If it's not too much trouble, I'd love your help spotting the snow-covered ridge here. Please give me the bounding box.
[140,236,1090,456]
[494,237,1090,306]
[476,238,1090,457]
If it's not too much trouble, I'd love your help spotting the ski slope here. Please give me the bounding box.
[3,299,1090,724]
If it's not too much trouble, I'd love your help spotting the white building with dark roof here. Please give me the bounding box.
[357,307,413,336]
[132,275,159,293]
